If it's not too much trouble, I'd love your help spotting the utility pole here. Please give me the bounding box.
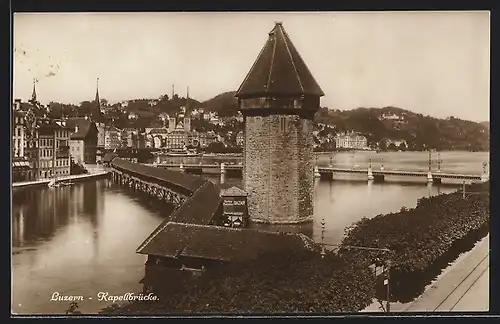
[437,151,441,172]
[386,259,391,313]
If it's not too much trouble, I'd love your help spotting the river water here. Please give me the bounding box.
[11,151,488,314]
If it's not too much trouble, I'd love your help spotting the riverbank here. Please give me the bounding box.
[12,170,110,189]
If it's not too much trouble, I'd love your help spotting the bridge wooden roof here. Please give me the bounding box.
[110,158,207,194]
[137,222,313,262]
[136,183,223,254]
[235,22,324,98]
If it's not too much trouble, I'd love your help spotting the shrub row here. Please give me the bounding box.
[340,181,489,302]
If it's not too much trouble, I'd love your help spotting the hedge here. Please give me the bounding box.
[340,181,489,302]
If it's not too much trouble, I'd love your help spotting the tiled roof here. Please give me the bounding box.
[66,118,95,140]
[137,222,313,262]
[236,22,324,98]
[136,182,223,254]
[110,158,208,194]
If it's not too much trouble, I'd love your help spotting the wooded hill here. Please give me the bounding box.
[200,92,489,151]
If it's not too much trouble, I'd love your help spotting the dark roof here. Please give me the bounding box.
[110,158,208,194]
[137,182,223,254]
[36,121,72,135]
[137,222,313,262]
[236,22,324,98]
[66,118,96,140]
[169,181,222,224]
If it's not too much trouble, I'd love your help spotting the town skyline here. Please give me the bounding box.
[13,11,490,122]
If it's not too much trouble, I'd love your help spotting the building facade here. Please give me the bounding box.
[235,22,324,224]
[104,125,122,149]
[67,118,98,165]
[36,120,71,179]
[334,132,368,149]
[12,110,25,158]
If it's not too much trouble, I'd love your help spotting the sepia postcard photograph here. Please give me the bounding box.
[11,11,490,316]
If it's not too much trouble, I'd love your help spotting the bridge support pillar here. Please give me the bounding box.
[220,163,226,184]
[180,163,185,173]
[314,166,321,178]
[367,167,374,181]
[427,171,433,183]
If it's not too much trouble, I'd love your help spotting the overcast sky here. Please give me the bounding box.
[13,11,490,121]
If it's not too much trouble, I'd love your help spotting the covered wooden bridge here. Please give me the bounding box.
[110,157,209,208]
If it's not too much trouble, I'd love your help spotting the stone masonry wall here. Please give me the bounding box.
[298,119,314,221]
[244,114,313,223]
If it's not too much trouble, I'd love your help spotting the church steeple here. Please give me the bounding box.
[92,78,103,122]
[31,78,37,104]
[95,78,100,105]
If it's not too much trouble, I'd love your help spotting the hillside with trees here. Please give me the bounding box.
[200,93,489,152]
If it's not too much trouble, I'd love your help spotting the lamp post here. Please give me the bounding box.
[320,218,326,259]
[428,150,432,172]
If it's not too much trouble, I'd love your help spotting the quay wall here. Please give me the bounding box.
[12,171,111,189]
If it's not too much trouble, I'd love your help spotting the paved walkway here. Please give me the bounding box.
[404,234,489,312]
[361,234,489,313]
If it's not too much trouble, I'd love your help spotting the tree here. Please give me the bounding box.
[206,141,225,153]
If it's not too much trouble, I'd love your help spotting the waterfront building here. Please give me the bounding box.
[67,117,98,165]
[235,22,324,223]
[334,132,368,149]
[164,123,188,149]
[36,119,71,178]
[12,110,25,158]
[104,125,122,149]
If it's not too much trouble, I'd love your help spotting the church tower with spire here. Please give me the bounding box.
[91,78,104,122]
[235,22,324,224]
[92,78,106,148]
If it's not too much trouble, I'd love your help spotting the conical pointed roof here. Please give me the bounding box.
[236,22,324,98]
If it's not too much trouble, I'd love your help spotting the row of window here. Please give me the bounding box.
[39,169,69,177]
[40,149,53,158]
[39,159,69,169]
[40,138,54,147]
